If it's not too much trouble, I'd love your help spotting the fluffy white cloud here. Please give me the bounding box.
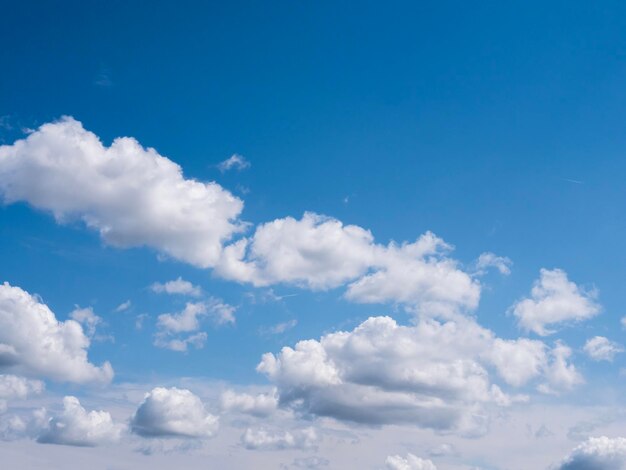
[154,298,235,352]
[474,252,512,276]
[69,306,102,337]
[385,453,437,470]
[240,427,318,450]
[584,336,624,362]
[0,282,113,384]
[131,387,218,438]
[510,269,600,336]
[258,315,560,433]
[150,278,202,297]
[218,154,250,172]
[0,375,44,413]
[0,117,244,268]
[539,341,584,394]
[220,389,278,417]
[558,436,626,470]
[219,214,479,316]
[37,396,123,447]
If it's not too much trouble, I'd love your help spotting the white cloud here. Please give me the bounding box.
[0,375,44,412]
[240,427,318,450]
[220,389,278,417]
[0,117,244,268]
[584,336,624,362]
[488,338,547,387]
[69,306,102,337]
[385,453,437,470]
[37,396,123,447]
[114,300,131,313]
[474,252,512,276]
[131,387,218,438]
[157,302,208,334]
[150,278,202,297]
[539,341,584,394]
[258,315,553,433]
[558,436,626,470]
[218,214,479,317]
[218,154,250,172]
[510,269,600,336]
[0,282,113,384]
[154,332,207,353]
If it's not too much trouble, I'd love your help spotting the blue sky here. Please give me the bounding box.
[2,2,626,469]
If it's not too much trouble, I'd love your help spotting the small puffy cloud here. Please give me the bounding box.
[218,214,480,317]
[218,154,250,172]
[0,117,244,268]
[37,396,124,447]
[475,252,512,276]
[584,336,624,362]
[488,338,547,387]
[385,453,437,470]
[157,302,208,334]
[258,315,544,433]
[220,389,278,417]
[69,306,102,337]
[0,282,113,384]
[240,427,319,450]
[114,300,131,313]
[150,278,202,297]
[154,332,207,353]
[510,269,600,336]
[131,387,218,438]
[538,341,584,395]
[558,436,626,470]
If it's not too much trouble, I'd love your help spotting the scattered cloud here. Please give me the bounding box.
[385,453,437,470]
[150,278,202,297]
[220,389,278,417]
[0,117,245,268]
[240,427,319,450]
[474,252,512,276]
[131,387,218,438]
[218,154,250,172]
[0,282,113,384]
[510,269,600,336]
[584,336,624,362]
[69,306,102,337]
[0,375,44,412]
[37,396,124,447]
[558,436,626,470]
[114,300,131,313]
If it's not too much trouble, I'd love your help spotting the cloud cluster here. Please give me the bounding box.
[0,117,244,268]
[258,315,576,433]
[131,387,218,438]
[385,453,437,470]
[558,436,626,469]
[219,214,480,316]
[37,396,123,447]
[0,282,113,384]
[510,269,600,336]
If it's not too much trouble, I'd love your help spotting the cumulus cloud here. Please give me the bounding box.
[0,375,44,412]
[69,306,102,337]
[558,436,626,470]
[539,341,584,395]
[37,396,124,447]
[385,453,437,470]
[150,278,202,297]
[220,389,278,417]
[240,427,319,450]
[510,269,600,336]
[258,315,558,433]
[218,154,250,172]
[0,117,244,268]
[157,302,209,334]
[131,387,218,438]
[474,252,512,276]
[0,282,113,384]
[584,336,624,362]
[218,214,479,316]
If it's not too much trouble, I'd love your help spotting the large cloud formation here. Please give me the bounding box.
[257,315,580,433]
[510,269,600,336]
[218,214,480,316]
[558,436,626,469]
[0,282,113,384]
[37,396,123,447]
[0,117,244,268]
[131,387,219,438]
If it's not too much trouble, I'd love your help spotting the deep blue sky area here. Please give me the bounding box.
[1,1,626,385]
